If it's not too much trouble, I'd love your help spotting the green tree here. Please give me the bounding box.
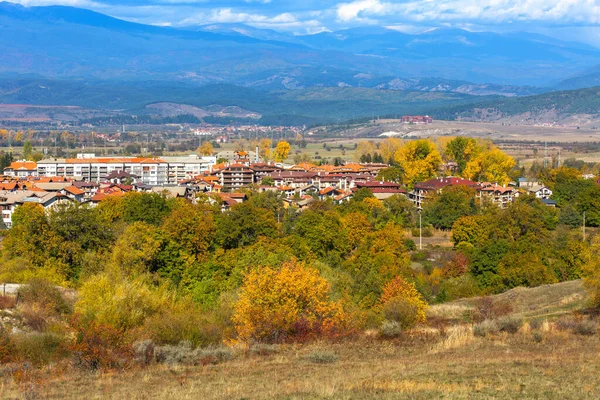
[423,185,477,230]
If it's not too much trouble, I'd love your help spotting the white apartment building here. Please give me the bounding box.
[36,154,216,186]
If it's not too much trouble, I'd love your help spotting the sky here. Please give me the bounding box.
[6,0,600,45]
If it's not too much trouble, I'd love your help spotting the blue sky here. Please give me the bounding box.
[7,0,600,44]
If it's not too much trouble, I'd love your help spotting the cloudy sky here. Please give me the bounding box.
[6,0,600,44]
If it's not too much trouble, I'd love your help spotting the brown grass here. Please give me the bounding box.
[0,329,600,399]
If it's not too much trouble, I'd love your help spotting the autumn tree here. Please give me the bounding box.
[380,277,428,329]
[379,138,402,163]
[197,141,214,156]
[233,261,350,342]
[394,139,442,188]
[583,235,600,306]
[356,141,377,161]
[423,185,477,230]
[463,148,515,185]
[445,137,481,174]
[259,138,272,161]
[273,141,291,162]
[111,222,163,276]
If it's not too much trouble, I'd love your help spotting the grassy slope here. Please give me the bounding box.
[1,280,597,399]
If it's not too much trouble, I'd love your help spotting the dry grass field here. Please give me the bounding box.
[1,280,597,400]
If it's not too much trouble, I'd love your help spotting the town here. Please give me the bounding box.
[0,144,575,228]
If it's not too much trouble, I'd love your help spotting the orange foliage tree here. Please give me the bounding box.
[380,276,428,329]
[233,261,353,343]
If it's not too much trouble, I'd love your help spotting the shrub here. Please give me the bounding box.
[142,304,222,347]
[0,326,13,363]
[132,340,155,366]
[249,344,280,356]
[18,279,72,315]
[497,316,523,334]
[154,342,234,365]
[473,320,499,337]
[379,320,403,338]
[380,277,428,330]
[233,261,353,343]
[304,350,338,364]
[574,320,596,336]
[11,332,67,366]
[0,295,16,309]
[532,332,543,343]
[472,297,513,323]
[403,239,416,251]
[69,315,133,371]
[382,298,422,330]
[19,303,49,331]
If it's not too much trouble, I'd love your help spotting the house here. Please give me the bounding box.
[478,183,518,209]
[3,161,37,178]
[410,177,479,208]
[541,199,557,207]
[220,164,254,190]
[354,181,407,200]
[105,170,138,185]
[63,185,86,202]
[525,185,552,199]
[0,190,36,228]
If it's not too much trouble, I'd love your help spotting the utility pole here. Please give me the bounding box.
[583,211,586,241]
[419,211,422,250]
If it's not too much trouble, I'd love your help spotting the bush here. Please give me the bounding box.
[154,342,234,365]
[379,320,403,338]
[472,297,513,323]
[19,303,49,331]
[304,350,338,364]
[532,332,543,343]
[473,320,499,337]
[142,305,222,347]
[574,320,596,336]
[18,279,72,315]
[496,316,523,334]
[411,226,433,238]
[380,277,428,330]
[529,318,543,331]
[403,239,416,251]
[249,344,280,356]
[69,316,133,371]
[0,295,16,309]
[12,332,67,366]
[233,261,352,343]
[382,298,422,330]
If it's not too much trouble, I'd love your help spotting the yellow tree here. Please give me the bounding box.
[233,261,350,342]
[463,148,516,185]
[583,236,600,306]
[273,141,291,162]
[394,139,442,188]
[259,138,272,161]
[379,138,402,162]
[197,141,214,156]
[356,140,377,161]
[380,276,428,329]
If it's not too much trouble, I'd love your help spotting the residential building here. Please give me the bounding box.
[3,161,38,177]
[220,164,254,190]
[410,177,479,208]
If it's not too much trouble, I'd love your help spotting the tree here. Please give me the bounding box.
[259,138,272,161]
[377,166,404,183]
[197,141,214,156]
[380,277,428,329]
[233,261,349,343]
[273,141,291,162]
[394,139,442,188]
[215,202,278,249]
[445,137,481,174]
[463,148,515,185]
[111,222,163,276]
[583,235,600,306]
[379,138,401,162]
[423,185,477,230]
[23,140,33,160]
[356,141,377,161]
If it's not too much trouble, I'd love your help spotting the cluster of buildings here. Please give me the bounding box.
[0,149,586,228]
[401,115,433,124]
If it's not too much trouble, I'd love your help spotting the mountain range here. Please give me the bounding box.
[1,1,600,91]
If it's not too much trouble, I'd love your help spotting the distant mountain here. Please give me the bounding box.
[0,2,599,89]
[0,77,493,125]
[433,86,600,125]
[555,66,600,90]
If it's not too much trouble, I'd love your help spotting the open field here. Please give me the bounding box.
[0,280,596,400]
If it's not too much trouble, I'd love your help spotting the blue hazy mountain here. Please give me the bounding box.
[1,2,600,88]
